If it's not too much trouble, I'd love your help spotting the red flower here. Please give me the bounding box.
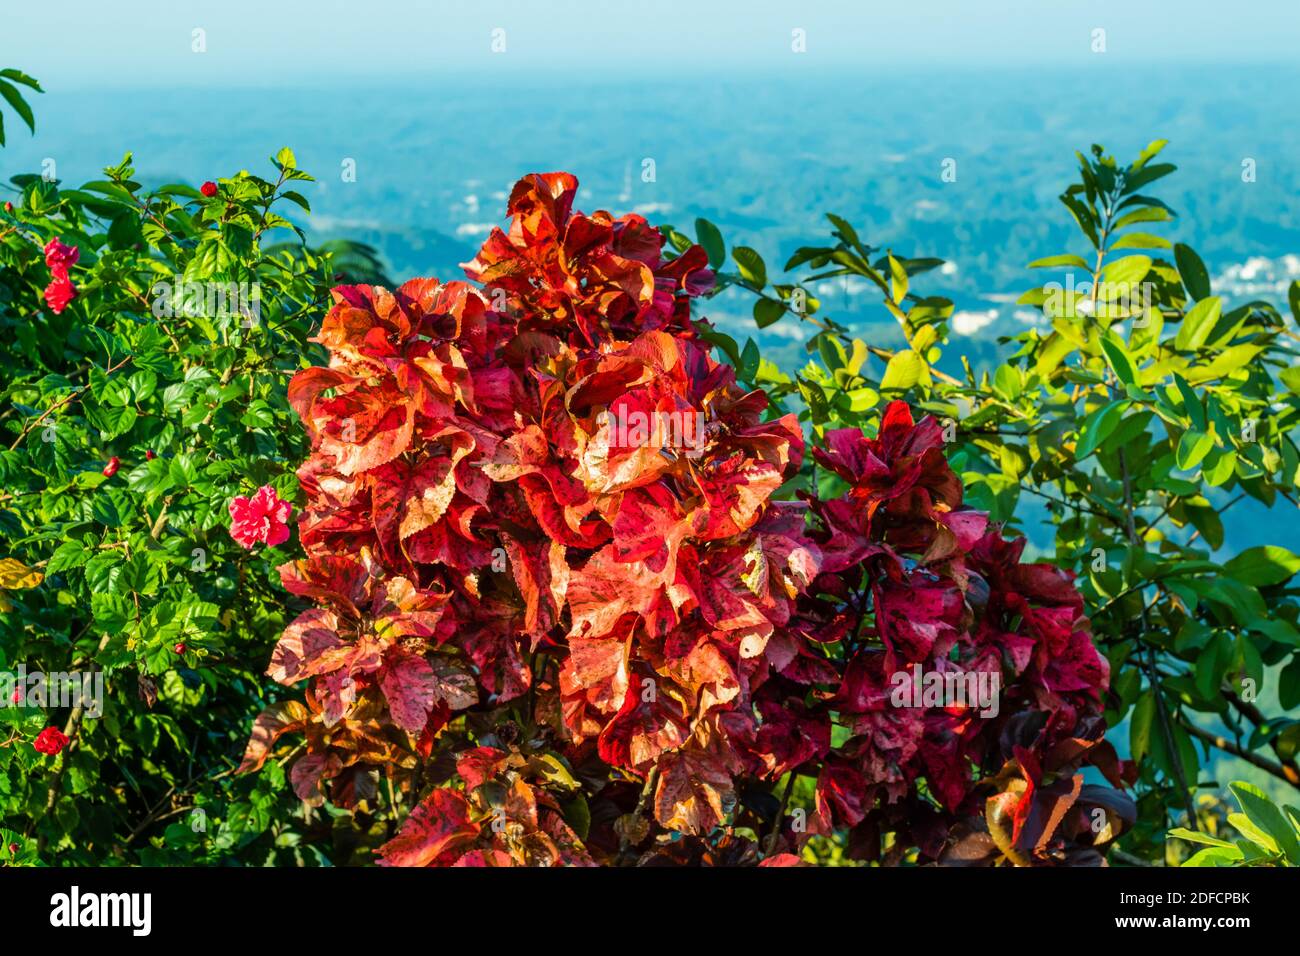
[145,449,156,460]
[229,485,294,549]
[200,181,218,198]
[3,201,12,213]
[102,456,120,477]
[33,726,69,755]
[43,237,80,272]
[44,273,77,314]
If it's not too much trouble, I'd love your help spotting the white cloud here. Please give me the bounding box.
[951,308,999,336]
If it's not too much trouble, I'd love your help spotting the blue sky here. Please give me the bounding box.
[6,0,1299,89]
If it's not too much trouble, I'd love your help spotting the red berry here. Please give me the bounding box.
[7,843,17,855]
[145,449,156,461]
[174,643,187,654]
[3,201,11,212]
[200,181,218,198]
[102,456,120,478]
[10,689,20,704]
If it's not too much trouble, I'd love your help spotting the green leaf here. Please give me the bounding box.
[880,350,925,390]
[1172,373,1205,431]
[562,794,591,841]
[1075,400,1129,459]
[1223,546,1300,587]
[1230,782,1300,863]
[1173,296,1222,351]
[0,69,44,92]
[753,297,785,329]
[1181,846,1244,867]
[694,218,725,269]
[731,246,766,288]
[279,190,311,214]
[1101,255,1152,289]
[992,364,1022,401]
[1059,193,1100,248]
[1175,430,1214,471]
[1130,691,1155,763]
[1122,162,1176,195]
[817,334,846,372]
[1168,827,1235,849]
[46,540,92,576]
[1109,232,1171,250]
[1202,448,1236,487]
[1100,335,1137,387]
[1028,254,1090,269]
[740,338,760,380]
[1113,205,1173,231]
[0,80,35,134]
[887,254,908,304]
[1174,243,1212,301]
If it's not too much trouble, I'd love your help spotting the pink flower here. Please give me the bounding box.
[43,237,80,273]
[229,485,294,549]
[44,273,77,313]
[33,726,69,755]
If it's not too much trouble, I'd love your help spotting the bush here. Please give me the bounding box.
[246,172,1129,867]
[689,140,1300,863]
[0,120,384,862]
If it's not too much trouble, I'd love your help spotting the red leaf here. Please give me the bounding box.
[378,788,478,867]
[379,649,438,733]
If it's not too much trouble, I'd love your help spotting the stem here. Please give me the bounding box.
[8,355,132,450]
[618,765,661,860]
[1180,718,1299,788]
[764,772,797,857]
[1118,446,1198,829]
[35,631,113,852]
[1219,690,1300,789]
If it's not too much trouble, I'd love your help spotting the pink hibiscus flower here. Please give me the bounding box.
[228,485,294,549]
[43,237,80,272]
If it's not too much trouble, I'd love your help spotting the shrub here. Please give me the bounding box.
[689,140,1300,861]
[247,172,1131,866]
[0,122,384,863]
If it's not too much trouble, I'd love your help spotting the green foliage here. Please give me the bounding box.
[0,69,41,147]
[1172,781,1300,866]
[0,84,387,863]
[709,140,1300,863]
